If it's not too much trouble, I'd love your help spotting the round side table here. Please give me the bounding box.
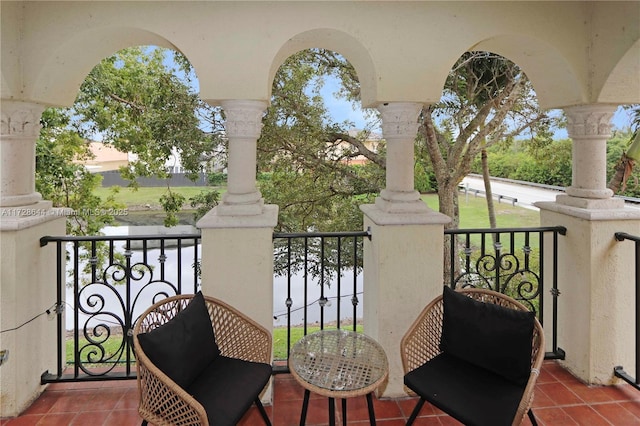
[289,329,389,426]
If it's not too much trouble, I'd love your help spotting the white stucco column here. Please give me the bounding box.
[536,103,640,386]
[375,102,430,214]
[196,99,277,403]
[361,102,451,397]
[217,99,267,216]
[1,100,67,416]
[557,104,623,209]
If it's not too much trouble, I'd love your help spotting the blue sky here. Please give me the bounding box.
[318,76,371,130]
[318,74,635,139]
[318,75,376,132]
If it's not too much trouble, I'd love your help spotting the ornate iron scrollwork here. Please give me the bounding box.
[453,242,541,315]
[74,260,178,376]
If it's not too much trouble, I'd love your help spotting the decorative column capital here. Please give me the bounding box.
[216,100,268,216]
[375,102,427,214]
[220,100,268,139]
[377,102,423,140]
[564,104,616,140]
[0,100,49,210]
[1,101,45,139]
[559,104,621,209]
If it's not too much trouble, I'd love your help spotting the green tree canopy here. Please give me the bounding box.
[72,47,222,181]
[36,109,125,235]
[418,52,554,229]
[41,46,557,241]
[258,50,382,233]
[42,46,225,227]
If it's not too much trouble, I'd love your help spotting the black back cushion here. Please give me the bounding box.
[137,291,220,388]
[439,286,535,386]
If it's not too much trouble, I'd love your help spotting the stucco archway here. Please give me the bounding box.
[470,34,584,109]
[268,28,378,108]
[27,27,182,107]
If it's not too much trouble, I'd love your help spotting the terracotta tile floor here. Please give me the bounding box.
[2,361,639,425]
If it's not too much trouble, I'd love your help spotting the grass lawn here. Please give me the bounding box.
[97,186,539,229]
[66,324,363,364]
[422,193,540,228]
[94,186,223,225]
[93,186,542,231]
[422,193,543,252]
[273,324,363,360]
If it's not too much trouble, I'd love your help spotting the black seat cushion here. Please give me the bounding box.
[188,356,272,426]
[440,286,535,386]
[405,353,526,426]
[137,291,220,388]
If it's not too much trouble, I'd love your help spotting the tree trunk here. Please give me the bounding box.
[609,132,640,194]
[481,148,497,230]
[608,154,635,194]
[438,182,461,285]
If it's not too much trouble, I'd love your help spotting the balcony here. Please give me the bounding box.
[0,228,636,425]
[2,1,640,421]
[2,360,639,425]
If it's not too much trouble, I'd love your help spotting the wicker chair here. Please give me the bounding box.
[133,293,273,426]
[400,287,545,426]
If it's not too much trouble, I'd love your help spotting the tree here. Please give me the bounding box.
[45,47,379,232]
[65,46,225,226]
[416,52,554,277]
[46,46,553,246]
[258,50,383,233]
[258,50,554,241]
[36,109,125,235]
[418,52,550,228]
[608,105,640,194]
[255,50,385,279]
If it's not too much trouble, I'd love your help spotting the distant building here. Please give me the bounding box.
[76,142,224,175]
[75,141,130,172]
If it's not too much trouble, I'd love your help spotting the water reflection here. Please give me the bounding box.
[64,226,200,331]
[64,226,363,330]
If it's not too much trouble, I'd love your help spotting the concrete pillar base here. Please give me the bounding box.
[374,195,432,214]
[215,198,265,216]
[0,214,66,417]
[360,204,450,397]
[196,204,279,403]
[556,194,624,210]
[537,201,640,385]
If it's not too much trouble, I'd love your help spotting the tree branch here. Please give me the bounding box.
[328,131,386,168]
[109,93,145,112]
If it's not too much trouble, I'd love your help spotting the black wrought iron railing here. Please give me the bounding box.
[445,226,567,360]
[39,233,201,383]
[39,229,369,381]
[272,230,370,367]
[39,225,564,382]
[614,232,640,391]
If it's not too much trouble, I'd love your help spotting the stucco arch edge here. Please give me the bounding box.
[597,39,640,105]
[27,26,181,107]
[470,34,585,110]
[268,28,380,108]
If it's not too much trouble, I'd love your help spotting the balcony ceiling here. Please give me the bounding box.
[1,1,639,110]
